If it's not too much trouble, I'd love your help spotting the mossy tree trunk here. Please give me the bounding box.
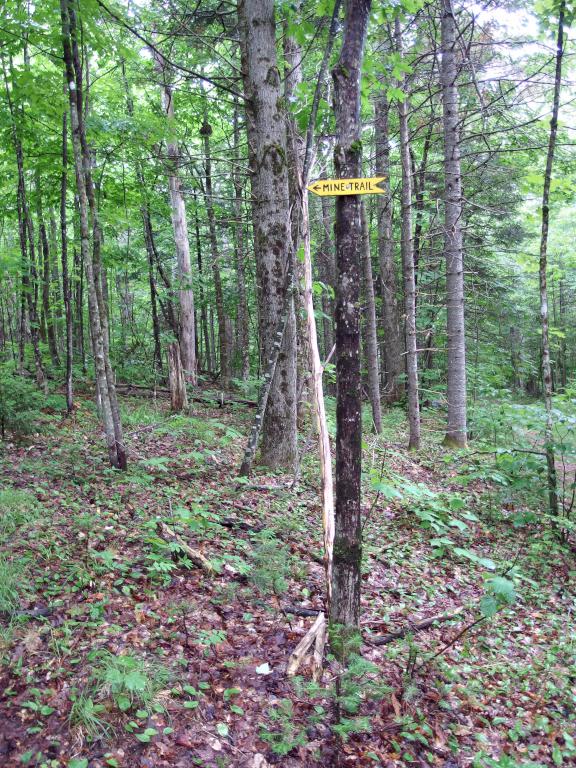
[238,0,297,471]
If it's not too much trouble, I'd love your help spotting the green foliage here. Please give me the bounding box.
[259,698,307,756]
[0,488,37,540]
[249,529,290,596]
[0,366,43,438]
[89,650,171,714]
[0,555,24,615]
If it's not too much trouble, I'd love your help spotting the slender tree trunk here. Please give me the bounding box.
[36,170,60,366]
[71,4,125,468]
[412,121,434,294]
[360,203,382,433]
[396,18,421,451]
[238,0,297,471]
[61,0,124,469]
[538,0,565,518]
[122,61,162,373]
[440,0,467,448]
[283,24,310,428]
[168,341,188,412]
[200,111,230,387]
[142,208,163,372]
[330,0,372,634]
[153,48,197,383]
[192,200,212,374]
[374,92,404,403]
[60,102,74,412]
[233,97,250,380]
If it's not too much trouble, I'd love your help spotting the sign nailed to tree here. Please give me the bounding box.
[307,176,386,196]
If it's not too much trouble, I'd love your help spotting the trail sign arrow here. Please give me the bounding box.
[307,177,386,197]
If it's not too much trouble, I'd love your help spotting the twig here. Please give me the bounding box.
[365,607,465,646]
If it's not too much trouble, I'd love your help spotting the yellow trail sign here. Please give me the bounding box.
[307,177,386,197]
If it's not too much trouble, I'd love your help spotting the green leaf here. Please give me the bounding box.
[216,722,229,737]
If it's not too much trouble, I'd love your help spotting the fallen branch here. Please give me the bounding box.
[287,611,326,677]
[156,521,214,572]
[283,604,322,617]
[365,606,465,646]
[115,383,256,408]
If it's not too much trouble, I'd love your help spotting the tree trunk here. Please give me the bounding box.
[61,0,124,469]
[330,0,372,633]
[538,0,565,518]
[396,18,421,451]
[153,48,197,383]
[374,92,404,403]
[440,0,467,449]
[233,97,250,380]
[36,170,60,366]
[192,199,212,374]
[283,23,310,428]
[60,102,74,412]
[200,110,230,387]
[238,0,297,470]
[168,342,188,412]
[360,203,382,434]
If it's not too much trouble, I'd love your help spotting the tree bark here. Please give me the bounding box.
[538,0,565,517]
[396,18,421,451]
[233,97,250,380]
[168,342,188,412]
[35,170,60,366]
[360,203,382,434]
[153,47,197,384]
[200,110,230,387]
[440,0,467,448]
[61,0,125,469]
[238,0,297,470]
[330,0,372,633]
[374,92,404,403]
[60,100,74,412]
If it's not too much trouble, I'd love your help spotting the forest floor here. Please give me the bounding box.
[0,392,575,768]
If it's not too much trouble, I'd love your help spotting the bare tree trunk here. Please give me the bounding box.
[538,0,565,518]
[153,48,197,383]
[168,342,188,412]
[61,0,123,469]
[239,0,297,471]
[440,0,467,449]
[233,97,250,380]
[200,111,230,387]
[142,208,163,372]
[192,200,211,374]
[60,102,74,412]
[330,0,372,634]
[374,92,404,403]
[396,18,421,451]
[283,24,310,428]
[36,170,60,366]
[360,203,382,433]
